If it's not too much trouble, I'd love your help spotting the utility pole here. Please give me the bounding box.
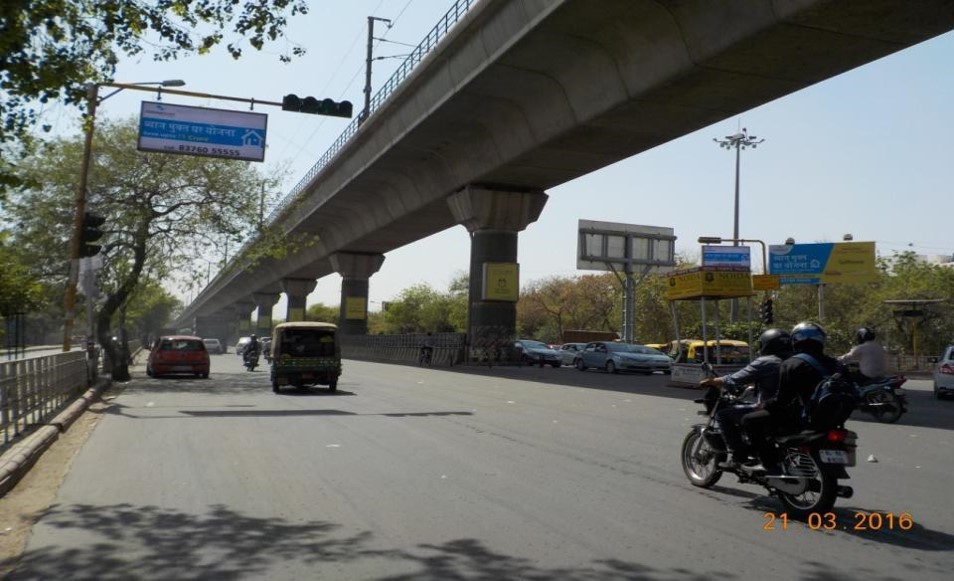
[362,16,392,124]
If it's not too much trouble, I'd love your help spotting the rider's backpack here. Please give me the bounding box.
[793,354,859,429]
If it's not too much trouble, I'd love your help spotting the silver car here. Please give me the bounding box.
[933,344,954,399]
[558,343,587,366]
[575,341,672,374]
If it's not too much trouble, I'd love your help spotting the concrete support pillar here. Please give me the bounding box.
[194,313,233,348]
[253,292,281,338]
[447,186,548,359]
[281,278,319,322]
[233,301,255,346]
[330,252,386,335]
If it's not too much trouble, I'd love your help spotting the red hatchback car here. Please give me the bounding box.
[147,335,210,378]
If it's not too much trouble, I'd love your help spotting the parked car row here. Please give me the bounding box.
[517,339,673,374]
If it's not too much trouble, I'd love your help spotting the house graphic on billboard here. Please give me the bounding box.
[242,130,263,147]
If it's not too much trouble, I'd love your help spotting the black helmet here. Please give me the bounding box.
[791,322,826,351]
[758,328,792,357]
[250,334,257,340]
[856,327,875,344]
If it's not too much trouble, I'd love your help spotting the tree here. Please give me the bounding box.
[518,274,620,343]
[122,279,182,343]
[0,0,308,175]
[0,231,45,317]
[7,117,270,372]
[381,280,467,334]
[306,303,339,325]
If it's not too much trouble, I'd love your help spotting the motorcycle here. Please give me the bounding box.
[853,376,907,424]
[681,372,858,519]
[243,348,260,371]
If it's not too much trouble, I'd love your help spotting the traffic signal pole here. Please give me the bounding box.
[62,84,100,352]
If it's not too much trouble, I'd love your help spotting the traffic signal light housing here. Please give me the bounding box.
[761,298,774,325]
[282,94,354,118]
[80,211,105,258]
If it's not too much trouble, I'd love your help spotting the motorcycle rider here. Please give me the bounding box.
[243,334,261,365]
[699,329,792,469]
[419,332,435,364]
[742,322,841,474]
[840,327,887,385]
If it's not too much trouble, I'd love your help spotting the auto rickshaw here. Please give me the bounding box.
[269,322,341,393]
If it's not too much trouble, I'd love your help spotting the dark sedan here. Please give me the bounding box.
[514,340,562,368]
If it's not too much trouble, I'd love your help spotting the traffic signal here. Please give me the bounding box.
[80,211,105,258]
[281,94,354,118]
[761,298,774,325]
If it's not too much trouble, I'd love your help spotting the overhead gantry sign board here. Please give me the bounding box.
[577,220,676,273]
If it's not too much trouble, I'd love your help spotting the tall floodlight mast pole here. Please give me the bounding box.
[713,127,764,323]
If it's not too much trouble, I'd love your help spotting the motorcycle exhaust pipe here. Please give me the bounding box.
[765,476,809,495]
[837,485,854,499]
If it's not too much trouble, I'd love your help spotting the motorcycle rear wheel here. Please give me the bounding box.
[681,430,723,488]
[776,450,837,519]
[866,390,903,424]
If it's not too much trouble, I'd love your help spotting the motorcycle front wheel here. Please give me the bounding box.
[776,449,837,519]
[866,390,903,424]
[681,430,723,488]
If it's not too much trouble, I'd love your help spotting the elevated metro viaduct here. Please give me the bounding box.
[176,0,954,356]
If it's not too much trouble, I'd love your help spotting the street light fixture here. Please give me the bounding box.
[713,127,764,322]
[62,79,187,351]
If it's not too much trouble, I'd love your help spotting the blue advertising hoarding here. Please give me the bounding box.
[768,242,877,285]
[137,102,268,162]
[702,245,751,268]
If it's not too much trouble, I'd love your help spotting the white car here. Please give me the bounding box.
[202,338,223,354]
[933,344,954,400]
[558,343,587,366]
[235,336,251,355]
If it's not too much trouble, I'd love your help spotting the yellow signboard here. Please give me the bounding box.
[823,241,877,284]
[344,296,367,320]
[482,262,519,302]
[666,267,754,300]
[752,274,781,291]
[287,307,305,322]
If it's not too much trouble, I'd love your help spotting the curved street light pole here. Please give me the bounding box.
[713,127,764,323]
[62,79,186,352]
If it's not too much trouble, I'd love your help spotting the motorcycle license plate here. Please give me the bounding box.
[819,449,849,464]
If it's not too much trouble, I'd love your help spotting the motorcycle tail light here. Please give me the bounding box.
[940,364,954,376]
[826,429,848,444]
[895,376,907,386]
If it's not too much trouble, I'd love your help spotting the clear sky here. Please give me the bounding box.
[40,1,954,315]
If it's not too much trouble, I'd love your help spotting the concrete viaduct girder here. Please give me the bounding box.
[177,0,954,326]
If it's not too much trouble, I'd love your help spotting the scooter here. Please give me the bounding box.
[854,376,908,423]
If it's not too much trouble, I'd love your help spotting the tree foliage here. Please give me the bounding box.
[0,0,308,157]
[0,231,46,316]
[306,302,339,325]
[381,274,469,334]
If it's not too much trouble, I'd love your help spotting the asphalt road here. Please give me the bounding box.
[11,356,954,580]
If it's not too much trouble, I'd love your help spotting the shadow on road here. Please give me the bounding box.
[3,503,731,581]
[400,362,954,432]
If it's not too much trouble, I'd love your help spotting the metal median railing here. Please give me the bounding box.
[0,351,89,446]
[341,333,467,366]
